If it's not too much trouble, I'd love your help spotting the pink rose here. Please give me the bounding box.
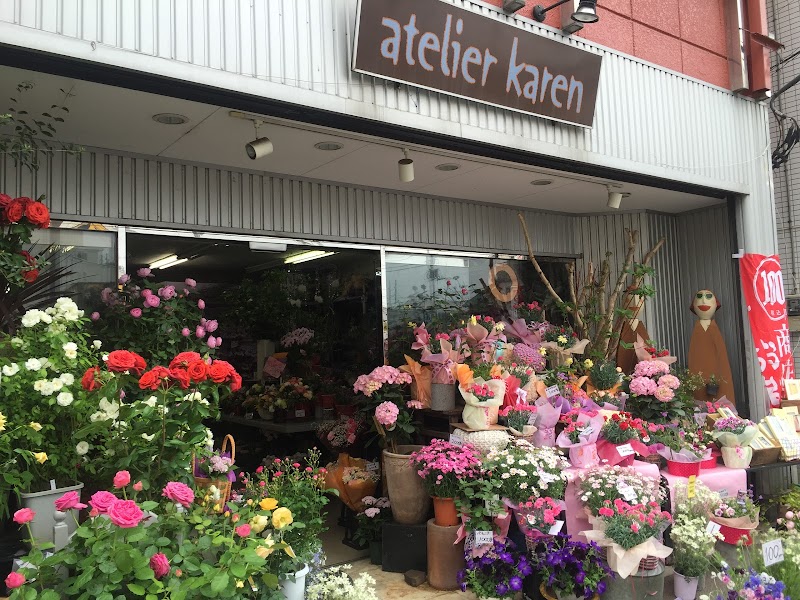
[196,325,206,339]
[114,470,131,488]
[181,327,191,337]
[162,482,195,507]
[89,491,118,514]
[5,572,25,589]
[235,524,251,537]
[13,508,35,524]
[142,288,152,297]
[90,311,100,321]
[150,553,170,579]
[207,336,217,349]
[54,491,87,512]
[108,499,144,528]
[158,285,177,300]
[118,274,131,284]
[144,294,161,308]
[130,308,143,318]
[185,278,197,287]
[198,299,206,310]
[206,320,219,333]
[137,267,152,277]
[133,481,144,492]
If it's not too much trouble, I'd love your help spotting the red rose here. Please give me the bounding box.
[230,370,242,392]
[82,366,102,391]
[25,201,50,228]
[186,360,207,383]
[138,366,170,390]
[14,196,33,208]
[0,193,11,208]
[4,201,24,223]
[107,350,147,374]
[207,360,234,383]
[170,352,202,370]
[169,367,191,389]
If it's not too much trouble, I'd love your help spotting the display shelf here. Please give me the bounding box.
[221,414,327,434]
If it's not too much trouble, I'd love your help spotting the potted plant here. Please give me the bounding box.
[315,414,365,453]
[597,412,650,467]
[623,361,696,424]
[409,322,466,411]
[705,373,720,397]
[513,496,563,540]
[587,360,622,394]
[712,415,758,468]
[498,404,537,442]
[529,533,613,600]
[353,496,391,565]
[709,489,759,545]
[305,563,379,600]
[577,465,663,518]
[275,377,314,421]
[671,512,722,600]
[409,439,482,526]
[457,537,533,599]
[457,360,506,430]
[557,409,604,468]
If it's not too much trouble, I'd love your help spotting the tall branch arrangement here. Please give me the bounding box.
[518,213,665,360]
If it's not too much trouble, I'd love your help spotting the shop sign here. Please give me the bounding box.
[352,0,603,127]
[740,254,796,408]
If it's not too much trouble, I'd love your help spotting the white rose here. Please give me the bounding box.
[45,307,56,315]
[25,358,43,371]
[92,340,102,350]
[142,396,158,408]
[59,373,75,386]
[63,342,78,353]
[75,441,89,455]
[90,411,106,422]
[33,380,46,391]
[10,337,23,347]
[40,381,56,396]
[21,311,41,328]
[57,392,74,406]
[102,354,109,362]
[141,433,155,442]
[2,364,20,377]
[39,313,52,324]
[51,378,64,391]
[64,349,78,360]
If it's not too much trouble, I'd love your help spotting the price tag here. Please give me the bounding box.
[687,475,696,499]
[549,520,564,535]
[706,521,722,536]
[616,444,635,457]
[366,461,379,473]
[581,426,595,437]
[528,413,537,425]
[545,385,561,399]
[617,484,637,502]
[295,409,306,418]
[763,539,785,567]
[718,488,729,498]
[449,434,463,446]
[474,530,494,546]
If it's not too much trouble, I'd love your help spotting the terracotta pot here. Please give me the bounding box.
[432,497,459,527]
[427,519,465,590]
[383,445,430,525]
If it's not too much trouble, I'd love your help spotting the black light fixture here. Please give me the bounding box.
[533,0,599,25]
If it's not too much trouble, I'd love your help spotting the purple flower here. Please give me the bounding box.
[137,267,152,277]
[575,571,585,584]
[144,294,161,308]
[91,312,100,321]
[496,583,508,596]
[509,577,523,591]
[597,581,606,595]
[130,308,142,319]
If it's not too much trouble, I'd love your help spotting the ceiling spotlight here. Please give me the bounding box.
[152,113,188,125]
[606,185,623,210]
[314,141,343,151]
[246,120,273,160]
[435,163,460,172]
[533,0,598,25]
[398,148,415,183]
[530,179,553,186]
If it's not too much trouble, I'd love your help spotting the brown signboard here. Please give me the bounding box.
[352,0,603,127]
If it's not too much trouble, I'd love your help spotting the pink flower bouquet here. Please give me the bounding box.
[511,496,566,539]
[354,365,415,453]
[557,409,604,468]
[409,439,482,498]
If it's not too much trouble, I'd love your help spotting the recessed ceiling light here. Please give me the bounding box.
[435,163,460,172]
[314,141,343,151]
[152,113,189,125]
[530,179,553,186]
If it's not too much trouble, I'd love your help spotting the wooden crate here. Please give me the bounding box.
[750,446,781,466]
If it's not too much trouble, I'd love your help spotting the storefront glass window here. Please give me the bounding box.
[385,252,570,365]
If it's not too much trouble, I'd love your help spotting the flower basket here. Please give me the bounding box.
[666,459,701,478]
[718,523,753,546]
[700,454,718,469]
[193,434,235,510]
[450,427,509,455]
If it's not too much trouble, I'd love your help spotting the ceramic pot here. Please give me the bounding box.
[279,564,309,600]
[605,561,665,600]
[369,541,382,565]
[569,443,599,468]
[383,445,430,525]
[427,519,465,591]
[721,446,752,468]
[432,497,459,527]
[674,572,699,600]
[20,482,84,547]
[430,383,456,411]
[257,408,274,421]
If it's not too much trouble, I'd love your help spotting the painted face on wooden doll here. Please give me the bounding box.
[691,289,720,320]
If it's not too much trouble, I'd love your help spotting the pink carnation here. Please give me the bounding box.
[654,386,675,402]
[375,401,400,427]
[629,376,657,396]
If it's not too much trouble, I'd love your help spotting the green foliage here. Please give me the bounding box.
[219,273,291,341]
[589,360,620,390]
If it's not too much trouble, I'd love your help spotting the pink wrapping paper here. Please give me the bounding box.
[532,400,561,447]
[596,438,651,467]
[661,465,748,512]
[503,318,543,346]
[569,443,600,469]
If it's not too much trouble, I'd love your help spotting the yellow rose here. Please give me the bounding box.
[259,498,278,511]
[33,452,48,464]
[557,335,568,345]
[0,412,6,432]
[29,422,42,432]
[272,507,294,529]
[235,580,244,589]
[255,545,273,559]
[565,358,574,366]
[583,359,594,369]
[250,515,270,534]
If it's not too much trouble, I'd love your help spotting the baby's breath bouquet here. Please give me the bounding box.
[305,564,379,600]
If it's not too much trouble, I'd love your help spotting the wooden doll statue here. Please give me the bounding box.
[687,290,735,402]
[616,291,650,375]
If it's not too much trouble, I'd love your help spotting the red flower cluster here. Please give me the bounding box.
[0,194,50,228]
[18,250,38,283]
[81,366,102,391]
[601,411,649,443]
[107,350,147,375]
[643,341,670,358]
[138,351,242,391]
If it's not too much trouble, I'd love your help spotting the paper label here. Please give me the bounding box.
[617,484,637,502]
[295,409,306,418]
[549,520,565,535]
[545,385,561,399]
[516,388,528,403]
[718,488,729,498]
[366,461,379,473]
[763,539,784,567]
[528,413,537,425]
[474,530,494,546]
[706,521,722,536]
[449,434,463,446]
[50,479,57,491]
[687,475,696,498]
[581,426,595,437]
[616,443,635,457]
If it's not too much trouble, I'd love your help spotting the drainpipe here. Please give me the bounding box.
[771,0,799,293]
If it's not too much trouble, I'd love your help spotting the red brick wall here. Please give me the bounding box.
[483,0,732,89]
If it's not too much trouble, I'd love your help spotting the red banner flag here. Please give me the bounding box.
[740,254,795,408]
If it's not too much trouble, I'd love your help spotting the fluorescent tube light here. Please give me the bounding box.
[149,255,179,269]
[284,250,335,264]
[156,257,188,270]
[249,241,288,252]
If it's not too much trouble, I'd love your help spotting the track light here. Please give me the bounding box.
[606,185,623,210]
[398,148,415,183]
[246,120,273,160]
